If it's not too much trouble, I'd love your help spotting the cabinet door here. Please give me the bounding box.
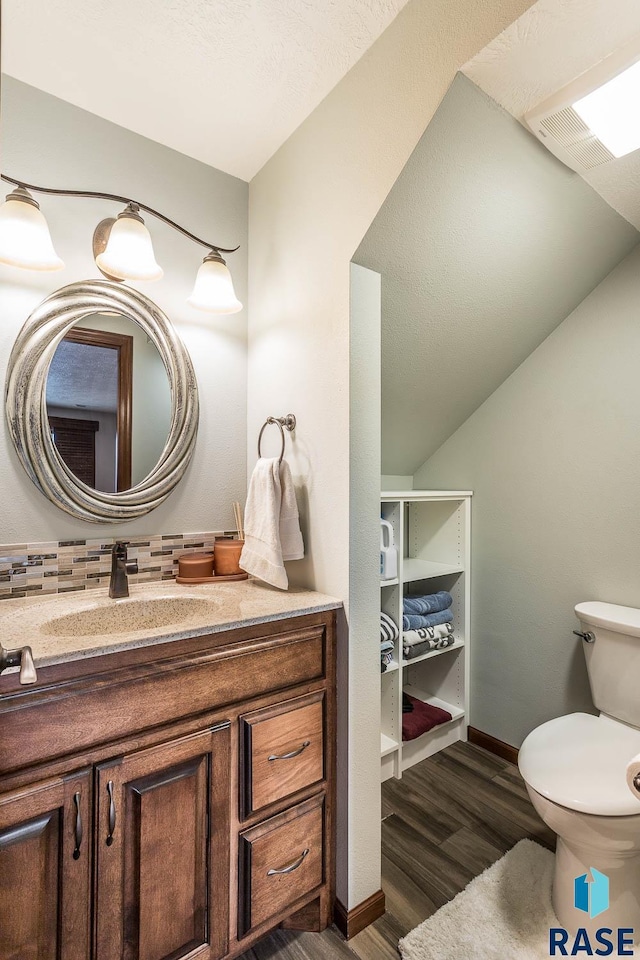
[0,769,91,960]
[95,724,230,960]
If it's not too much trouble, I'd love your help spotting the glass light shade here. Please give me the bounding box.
[187,255,242,313]
[95,211,163,281]
[573,59,640,158]
[0,189,64,271]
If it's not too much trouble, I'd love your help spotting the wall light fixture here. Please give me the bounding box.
[0,174,242,314]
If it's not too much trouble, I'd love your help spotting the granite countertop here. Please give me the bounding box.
[0,578,342,670]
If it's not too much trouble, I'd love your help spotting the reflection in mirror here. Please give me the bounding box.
[45,313,171,493]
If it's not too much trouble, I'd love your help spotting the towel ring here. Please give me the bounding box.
[257,414,296,463]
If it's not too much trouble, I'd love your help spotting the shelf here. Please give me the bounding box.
[381,733,399,758]
[401,638,464,667]
[381,659,399,675]
[378,490,471,779]
[402,686,465,725]
[402,558,463,583]
[382,490,473,501]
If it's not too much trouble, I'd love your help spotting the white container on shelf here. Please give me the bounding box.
[380,519,398,580]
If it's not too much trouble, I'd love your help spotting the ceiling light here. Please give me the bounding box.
[94,203,163,282]
[0,187,64,271]
[0,173,241,312]
[572,59,640,159]
[188,251,243,314]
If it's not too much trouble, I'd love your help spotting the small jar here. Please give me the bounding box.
[214,539,245,576]
[177,552,214,579]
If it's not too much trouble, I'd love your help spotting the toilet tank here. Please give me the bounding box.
[576,601,640,727]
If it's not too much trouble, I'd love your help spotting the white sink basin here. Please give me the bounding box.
[42,596,221,638]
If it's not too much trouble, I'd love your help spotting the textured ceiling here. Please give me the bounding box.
[354,74,638,476]
[46,340,119,413]
[3,0,410,181]
[462,0,640,228]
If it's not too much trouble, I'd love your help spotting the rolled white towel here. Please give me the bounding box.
[626,753,640,799]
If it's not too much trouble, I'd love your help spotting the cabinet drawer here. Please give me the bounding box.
[0,625,328,776]
[238,794,324,937]
[240,692,324,816]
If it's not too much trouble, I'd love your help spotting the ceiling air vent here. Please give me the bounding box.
[525,36,640,174]
[532,107,614,172]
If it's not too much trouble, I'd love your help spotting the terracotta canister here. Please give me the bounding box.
[214,539,245,576]
[177,552,214,579]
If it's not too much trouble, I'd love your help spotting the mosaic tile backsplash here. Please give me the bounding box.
[0,531,238,600]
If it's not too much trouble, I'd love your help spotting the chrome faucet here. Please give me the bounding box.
[109,541,138,599]
[0,643,37,684]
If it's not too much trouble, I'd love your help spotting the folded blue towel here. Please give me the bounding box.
[403,591,453,616]
[403,609,453,631]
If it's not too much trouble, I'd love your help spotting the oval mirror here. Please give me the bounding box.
[6,280,198,522]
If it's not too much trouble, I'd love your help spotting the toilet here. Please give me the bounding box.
[519,602,640,940]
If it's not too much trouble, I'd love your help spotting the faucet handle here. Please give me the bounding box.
[19,646,37,685]
[0,643,37,685]
[126,560,139,576]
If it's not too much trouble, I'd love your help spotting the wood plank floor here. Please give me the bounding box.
[236,741,555,960]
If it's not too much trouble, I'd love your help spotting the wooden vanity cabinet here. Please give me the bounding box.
[0,609,336,960]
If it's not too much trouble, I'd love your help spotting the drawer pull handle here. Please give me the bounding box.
[106,780,116,846]
[267,847,310,876]
[72,791,83,860]
[268,740,311,762]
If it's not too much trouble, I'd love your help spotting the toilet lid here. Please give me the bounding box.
[519,713,640,816]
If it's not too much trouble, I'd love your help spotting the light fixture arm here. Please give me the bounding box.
[0,173,239,255]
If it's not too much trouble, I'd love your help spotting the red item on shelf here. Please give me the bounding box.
[402,694,452,742]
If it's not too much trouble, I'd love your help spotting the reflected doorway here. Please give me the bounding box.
[47,327,133,493]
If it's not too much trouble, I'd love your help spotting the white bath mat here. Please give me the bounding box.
[399,839,637,960]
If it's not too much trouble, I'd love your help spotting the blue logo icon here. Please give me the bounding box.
[549,869,633,955]
[574,868,609,919]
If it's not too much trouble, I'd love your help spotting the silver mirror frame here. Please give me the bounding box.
[5,280,199,523]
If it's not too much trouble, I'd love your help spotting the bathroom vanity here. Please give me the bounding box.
[0,581,339,960]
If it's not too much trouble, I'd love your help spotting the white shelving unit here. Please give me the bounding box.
[379,490,472,781]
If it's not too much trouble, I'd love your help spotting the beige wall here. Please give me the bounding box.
[415,244,640,747]
[248,0,536,908]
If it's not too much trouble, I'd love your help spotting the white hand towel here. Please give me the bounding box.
[240,458,285,589]
[239,457,304,590]
[279,459,304,561]
[626,753,640,799]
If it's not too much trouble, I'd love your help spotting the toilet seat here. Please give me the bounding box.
[519,712,640,816]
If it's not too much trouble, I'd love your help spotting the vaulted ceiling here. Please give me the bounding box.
[354,74,638,475]
[2,0,410,181]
